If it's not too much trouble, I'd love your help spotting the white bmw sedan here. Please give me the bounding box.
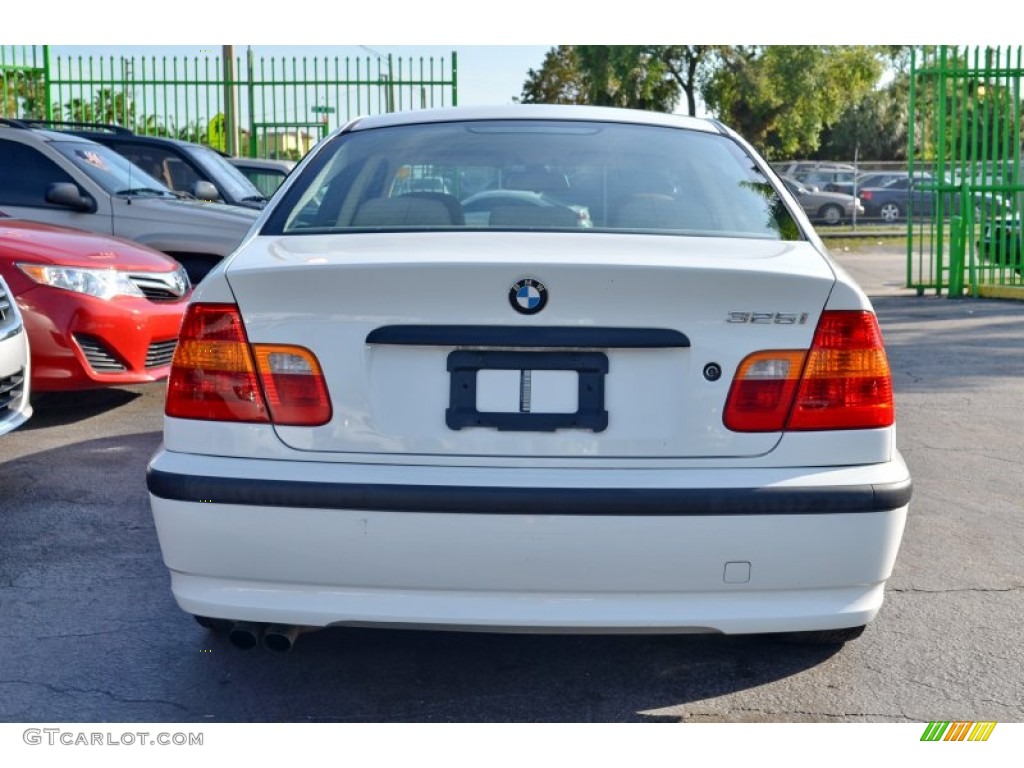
[148,105,911,652]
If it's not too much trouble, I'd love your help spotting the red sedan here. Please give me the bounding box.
[0,215,190,391]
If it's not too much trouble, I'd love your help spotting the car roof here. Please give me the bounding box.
[68,130,196,150]
[0,121,200,151]
[229,156,296,170]
[0,125,102,145]
[344,104,724,134]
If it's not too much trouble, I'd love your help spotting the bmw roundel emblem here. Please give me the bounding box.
[509,278,548,315]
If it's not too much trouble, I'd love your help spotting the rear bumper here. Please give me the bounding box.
[148,450,911,634]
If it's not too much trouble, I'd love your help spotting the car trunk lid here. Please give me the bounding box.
[226,232,836,460]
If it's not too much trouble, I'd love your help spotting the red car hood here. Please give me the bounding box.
[0,219,179,272]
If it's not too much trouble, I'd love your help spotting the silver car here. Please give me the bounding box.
[0,124,260,284]
[0,272,31,436]
[781,176,864,225]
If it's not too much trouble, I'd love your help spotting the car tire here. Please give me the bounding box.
[879,203,902,224]
[775,624,867,645]
[819,204,843,226]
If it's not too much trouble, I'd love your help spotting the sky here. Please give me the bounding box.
[11,1,1018,112]
[14,0,1015,108]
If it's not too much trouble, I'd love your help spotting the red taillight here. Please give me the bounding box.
[860,191,873,201]
[166,303,331,426]
[787,311,894,430]
[723,310,894,432]
[166,304,269,422]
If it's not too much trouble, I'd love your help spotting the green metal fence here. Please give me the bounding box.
[1,45,458,160]
[908,46,1023,297]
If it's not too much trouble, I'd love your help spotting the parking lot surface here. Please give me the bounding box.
[0,245,1021,722]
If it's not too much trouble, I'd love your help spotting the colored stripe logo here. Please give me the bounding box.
[921,721,997,741]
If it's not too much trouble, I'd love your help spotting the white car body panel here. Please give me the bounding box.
[225,233,837,459]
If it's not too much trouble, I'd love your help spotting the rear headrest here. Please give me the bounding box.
[610,193,703,230]
[353,196,460,226]
[488,205,578,228]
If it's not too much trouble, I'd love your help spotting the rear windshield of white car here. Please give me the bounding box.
[263,120,802,240]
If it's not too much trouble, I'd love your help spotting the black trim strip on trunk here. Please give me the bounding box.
[147,468,911,516]
[365,325,691,348]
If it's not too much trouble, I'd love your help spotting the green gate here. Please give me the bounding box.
[1,45,458,160]
[908,46,1023,297]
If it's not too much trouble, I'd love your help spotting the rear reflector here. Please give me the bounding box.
[166,304,331,426]
[723,351,807,432]
[252,345,332,426]
[724,310,894,432]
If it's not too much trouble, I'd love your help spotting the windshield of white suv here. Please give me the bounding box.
[263,120,801,240]
[185,144,267,202]
[50,140,175,197]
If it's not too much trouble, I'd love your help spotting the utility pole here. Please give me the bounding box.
[222,45,239,156]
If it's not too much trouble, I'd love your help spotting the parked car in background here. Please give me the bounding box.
[0,121,260,284]
[0,268,31,435]
[854,171,916,190]
[978,215,1023,269]
[775,161,858,194]
[858,176,931,223]
[780,176,864,225]
[393,175,452,196]
[461,189,593,227]
[148,104,911,653]
[10,120,270,210]
[0,215,190,391]
[858,173,1005,223]
[228,156,296,198]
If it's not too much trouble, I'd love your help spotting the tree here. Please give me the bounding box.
[817,47,912,161]
[1,68,46,119]
[648,46,719,117]
[519,46,684,113]
[517,46,587,105]
[702,46,887,160]
[61,87,135,126]
[818,78,910,161]
[575,46,679,112]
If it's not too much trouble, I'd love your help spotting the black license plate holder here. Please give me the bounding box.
[446,350,608,432]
